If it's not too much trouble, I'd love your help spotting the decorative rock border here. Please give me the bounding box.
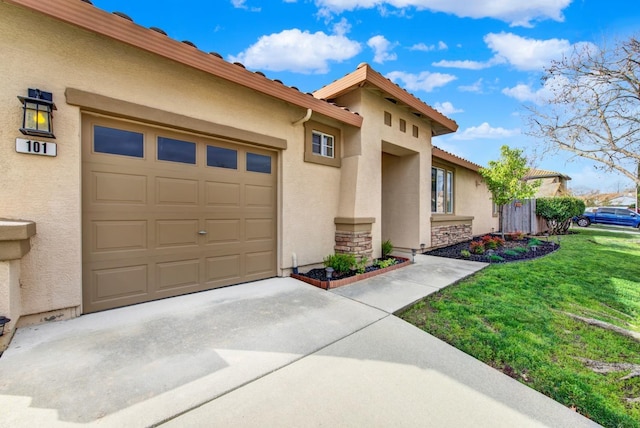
[291,256,411,290]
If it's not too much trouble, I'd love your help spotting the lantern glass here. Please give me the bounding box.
[18,89,56,138]
[24,102,52,133]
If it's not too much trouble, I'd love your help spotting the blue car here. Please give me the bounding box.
[574,207,640,228]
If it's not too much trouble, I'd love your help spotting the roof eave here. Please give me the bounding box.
[314,63,457,135]
[432,147,481,171]
[5,0,363,128]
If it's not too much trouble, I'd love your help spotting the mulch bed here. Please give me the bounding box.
[424,235,560,263]
[292,256,411,289]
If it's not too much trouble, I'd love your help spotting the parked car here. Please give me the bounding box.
[574,206,640,228]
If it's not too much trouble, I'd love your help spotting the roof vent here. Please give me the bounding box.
[112,11,133,21]
[233,62,246,68]
[150,27,167,35]
[274,79,283,84]
[254,71,266,77]
[209,52,223,58]
[182,40,197,48]
[80,0,93,4]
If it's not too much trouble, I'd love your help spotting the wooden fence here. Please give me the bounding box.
[501,199,549,235]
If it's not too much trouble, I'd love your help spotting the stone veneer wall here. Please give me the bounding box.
[335,230,373,260]
[334,217,375,261]
[431,223,472,248]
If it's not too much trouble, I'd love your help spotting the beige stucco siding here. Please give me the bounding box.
[280,117,344,268]
[0,3,344,315]
[443,161,498,236]
[330,89,434,253]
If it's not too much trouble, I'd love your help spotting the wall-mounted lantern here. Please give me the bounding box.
[18,89,56,139]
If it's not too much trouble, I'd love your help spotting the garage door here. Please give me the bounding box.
[82,115,277,313]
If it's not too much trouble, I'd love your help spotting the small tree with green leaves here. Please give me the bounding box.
[479,145,540,238]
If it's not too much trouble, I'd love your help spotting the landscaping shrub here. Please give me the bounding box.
[506,231,526,241]
[536,197,585,235]
[528,238,543,247]
[374,258,397,268]
[469,241,485,254]
[355,257,368,274]
[381,239,394,258]
[323,253,356,274]
[481,235,505,249]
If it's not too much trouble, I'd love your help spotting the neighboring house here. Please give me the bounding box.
[524,169,571,197]
[0,0,498,345]
[609,194,636,207]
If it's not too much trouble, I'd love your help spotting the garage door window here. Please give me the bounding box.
[94,125,144,158]
[247,152,271,174]
[207,145,237,169]
[157,137,196,164]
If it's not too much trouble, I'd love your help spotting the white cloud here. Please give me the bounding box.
[433,101,463,115]
[432,59,499,70]
[451,122,521,140]
[367,35,398,63]
[458,78,484,93]
[435,33,594,74]
[332,17,351,36]
[484,32,578,71]
[502,75,569,105]
[502,84,541,103]
[386,70,457,92]
[229,29,361,74]
[314,0,571,27]
[409,41,447,51]
[231,0,261,11]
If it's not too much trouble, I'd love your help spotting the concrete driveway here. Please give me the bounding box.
[0,255,600,427]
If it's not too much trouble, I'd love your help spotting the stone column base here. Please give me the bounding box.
[334,217,375,261]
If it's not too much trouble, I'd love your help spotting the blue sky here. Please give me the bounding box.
[90,0,640,193]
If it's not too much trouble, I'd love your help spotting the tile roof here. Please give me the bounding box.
[313,63,458,136]
[6,0,363,128]
[524,168,571,180]
[432,146,482,171]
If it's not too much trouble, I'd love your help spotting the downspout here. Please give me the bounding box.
[292,108,312,126]
[291,108,312,276]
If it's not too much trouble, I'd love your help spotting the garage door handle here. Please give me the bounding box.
[198,230,208,235]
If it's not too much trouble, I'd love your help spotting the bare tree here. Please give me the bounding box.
[526,36,640,192]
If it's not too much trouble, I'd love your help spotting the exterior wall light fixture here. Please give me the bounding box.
[18,89,56,139]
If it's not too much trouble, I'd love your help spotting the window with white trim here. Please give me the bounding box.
[304,121,341,167]
[311,130,334,158]
[431,166,454,213]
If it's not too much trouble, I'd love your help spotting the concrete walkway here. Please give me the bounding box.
[0,255,600,427]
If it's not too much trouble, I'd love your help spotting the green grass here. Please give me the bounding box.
[399,229,640,427]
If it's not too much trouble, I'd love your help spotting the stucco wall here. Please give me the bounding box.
[333,89,434,253]
[446,161,498,236]
[0,3,344,315]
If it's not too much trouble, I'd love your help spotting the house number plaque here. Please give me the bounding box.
[16,138,57,157]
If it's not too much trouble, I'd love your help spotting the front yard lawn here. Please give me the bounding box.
[399,229,640,428]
